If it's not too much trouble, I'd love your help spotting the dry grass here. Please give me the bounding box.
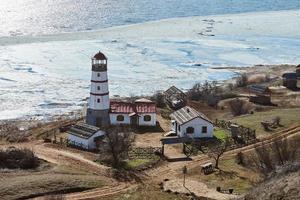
[0,164,105,200]
[101,185,189,200]
[186,156,262,193]
[229,108,300,137]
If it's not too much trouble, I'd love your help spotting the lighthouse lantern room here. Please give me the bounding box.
[86,51,110,127]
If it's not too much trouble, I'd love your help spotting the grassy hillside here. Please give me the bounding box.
[229,108,300,137]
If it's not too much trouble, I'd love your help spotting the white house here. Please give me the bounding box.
[170,106,213,138]
[67,123,106,149]
[110,98,157,127]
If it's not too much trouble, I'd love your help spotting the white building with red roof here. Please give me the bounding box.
[110,98,156,126]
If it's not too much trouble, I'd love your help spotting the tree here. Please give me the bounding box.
[207,139,230,169]
[101,126,135,167]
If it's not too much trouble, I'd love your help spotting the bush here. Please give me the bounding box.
[236,152,245,165]
[273,116,281,126]
[0,147,39,169]
[236,73,248,87]
[228,98,252,116]
[151,92,166,108]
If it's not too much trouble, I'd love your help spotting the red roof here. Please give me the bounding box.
[110,101,156,114]
[93,51,107,60]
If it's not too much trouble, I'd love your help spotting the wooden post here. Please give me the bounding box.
[182,166,187,187]
[162,144,164,156]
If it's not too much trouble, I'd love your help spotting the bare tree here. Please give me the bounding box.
[207,139,230,169]
[236,73,248,87]
[253,143,275,174]
[151,91,166,108]
[250,138,299,175]
[101,126,135,167]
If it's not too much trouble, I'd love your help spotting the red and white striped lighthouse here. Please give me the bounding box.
[86,51,110,127]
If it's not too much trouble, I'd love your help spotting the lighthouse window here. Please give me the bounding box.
[97,86,101,90]
[144,115,151,121]
[117,115,124,121]
[97,73,100,77]
[97,99,100,103]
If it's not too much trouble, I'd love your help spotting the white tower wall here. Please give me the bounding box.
[86,51,110,127]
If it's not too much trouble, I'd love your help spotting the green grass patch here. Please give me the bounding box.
[229,108,300,137]
[214,128,229,141]
[123,157,159,170]
[124,159,151,169]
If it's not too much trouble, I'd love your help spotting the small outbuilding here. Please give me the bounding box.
[248,85,272,105]
[170,106,213,138]
[282,73,298,89]
[296,65,300,78]
[164,86,186,109]
[67,123,106,150]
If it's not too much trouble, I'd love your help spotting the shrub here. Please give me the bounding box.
[236,73,248,87]
[273,116,281,126]
[228,98,252,116]
[151,92,166,108]
[236,152,245,165]
[0,147,39,169]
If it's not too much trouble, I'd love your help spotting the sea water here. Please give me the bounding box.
[0,1,300,120]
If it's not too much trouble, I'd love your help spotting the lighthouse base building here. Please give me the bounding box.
[67,51,157,150]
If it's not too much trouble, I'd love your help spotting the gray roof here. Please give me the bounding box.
[282,73,297,79]
[248,85,270,94]
[170,106,212,125]
[67,122,100,139]
[164,86,186,97]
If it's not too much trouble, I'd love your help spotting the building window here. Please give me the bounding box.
[97,99,100,103]
[116,115,124,122]
[97,73,100,77]
[144,115,151,121]
[178,125,181,131]
[202,126,207,133]
[186,127,194,134]
[97,86,101,90]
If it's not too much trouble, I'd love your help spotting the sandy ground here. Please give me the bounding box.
[163,179,238,200]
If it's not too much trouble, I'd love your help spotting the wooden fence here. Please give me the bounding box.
[214,119,256,142]
[128,147,162,159]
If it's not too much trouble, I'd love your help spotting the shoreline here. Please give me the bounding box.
[0,64,297,125]
[1,9,300,46]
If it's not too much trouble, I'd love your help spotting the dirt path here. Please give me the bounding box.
[142,124,300,199]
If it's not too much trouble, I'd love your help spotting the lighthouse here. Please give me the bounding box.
[86,51,110,127]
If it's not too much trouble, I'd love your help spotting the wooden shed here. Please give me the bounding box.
[282,73,298,89]
[248,85,272,105]
[164,86,186,109]
[296,65,300,78]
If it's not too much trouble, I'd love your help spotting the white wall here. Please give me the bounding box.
[89,69,110,110]
[90,82,109,94]
[138,113,156,126]
[110,113,131,125]
[91,71,108,81]
[68,134,89,149]
[68,130,106,149]
[89,94,110,110]
[177,117,213,138]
